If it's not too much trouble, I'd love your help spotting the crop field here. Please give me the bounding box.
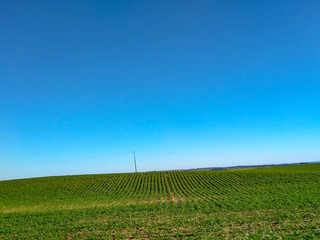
[0,163,320,239]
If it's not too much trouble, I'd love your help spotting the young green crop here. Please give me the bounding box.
[0,163,319,239]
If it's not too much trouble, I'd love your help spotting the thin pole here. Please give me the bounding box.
[133,150,137,173]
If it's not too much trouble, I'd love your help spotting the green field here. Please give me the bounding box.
[1,163,320,239]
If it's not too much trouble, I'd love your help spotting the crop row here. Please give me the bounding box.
[1,167,320,212]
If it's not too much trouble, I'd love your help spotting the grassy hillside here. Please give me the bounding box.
[0,163,320,239]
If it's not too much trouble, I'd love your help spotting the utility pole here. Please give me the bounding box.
[133,150,137,173]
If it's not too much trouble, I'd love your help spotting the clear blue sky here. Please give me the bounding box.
[1,0,320,180]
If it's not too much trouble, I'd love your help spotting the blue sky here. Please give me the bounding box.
[1,0,320,180]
